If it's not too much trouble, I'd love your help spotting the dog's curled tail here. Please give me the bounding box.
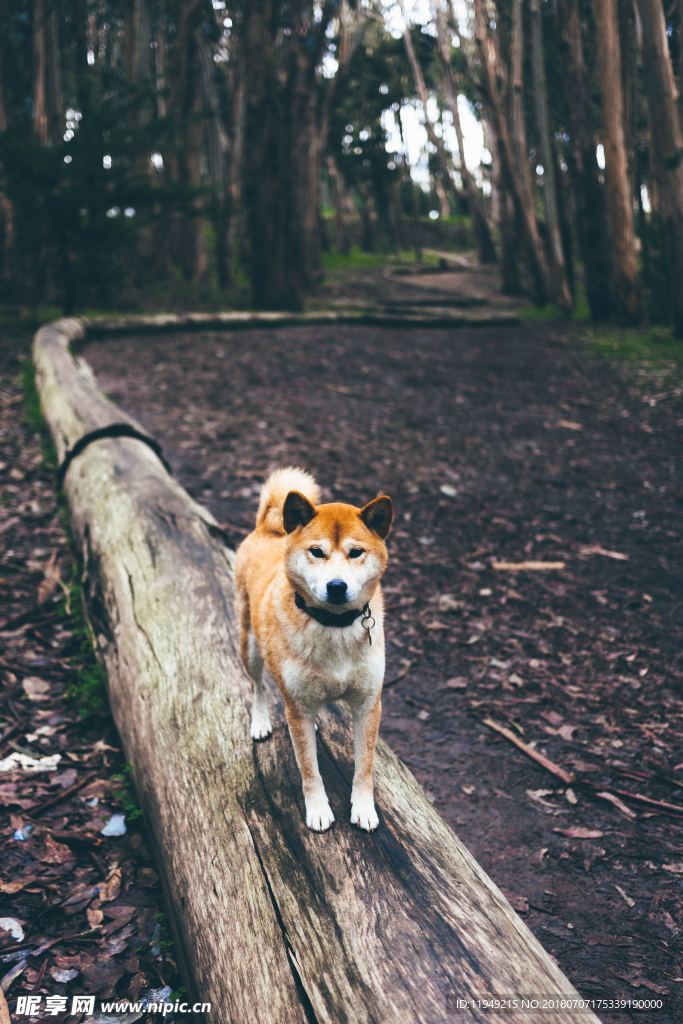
[256,466,320,535]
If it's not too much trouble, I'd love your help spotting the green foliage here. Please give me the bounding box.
[0,92,187,312]
[112,764,144,822]
[586,326,683,367]
[321,246,438,273]
[22,361,108,717]
[155,911,178,957]
[61,567,109,719]
[20,358,57,470]
[518,302,571,322]
[519,281,591,323]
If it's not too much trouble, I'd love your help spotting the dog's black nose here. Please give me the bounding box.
[326,579,348,603]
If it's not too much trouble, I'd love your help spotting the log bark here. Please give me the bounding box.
[34,317,600,1024]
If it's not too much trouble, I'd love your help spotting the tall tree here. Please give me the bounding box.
[400,16,462,225]
[473,0,552,304]
[595,0,642,323]
[433,0,496,263]
[636,0,683,336]
[242,1,350,309]
[32,0,49,144]
[555,0,612,319]
[529,0,572,310]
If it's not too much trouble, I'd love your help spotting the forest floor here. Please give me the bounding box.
[3,259,682,1022]
[0,339,183,1021]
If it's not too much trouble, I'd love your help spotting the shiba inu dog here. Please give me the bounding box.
[235,467,393,832]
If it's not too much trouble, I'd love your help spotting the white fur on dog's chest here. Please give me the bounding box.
[281,623,384,712]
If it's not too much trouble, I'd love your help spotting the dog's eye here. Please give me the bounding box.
[348,548,364,559]
[309,546,325,559]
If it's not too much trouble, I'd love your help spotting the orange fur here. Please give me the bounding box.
[235,467,392,831]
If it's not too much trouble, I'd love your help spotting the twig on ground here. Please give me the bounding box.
[27,770,99,815]
[491,560,566,571]
[483,718,683,821]
[482,717,575,784]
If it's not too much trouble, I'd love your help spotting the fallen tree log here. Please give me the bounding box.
[34,317,599,1024]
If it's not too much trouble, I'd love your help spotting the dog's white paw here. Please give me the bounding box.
[251,714,273,741]
[351,793,379,832]
[305,793,335,832]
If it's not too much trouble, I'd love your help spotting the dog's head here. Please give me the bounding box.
[283,492,393,609]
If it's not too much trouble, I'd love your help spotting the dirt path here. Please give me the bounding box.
[84,320,682,1022]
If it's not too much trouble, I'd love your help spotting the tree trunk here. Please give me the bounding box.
[636,0,683,336]
[529,0,572,310]
[196,17,231,287]
[594,0,642,323]
[32,0,49,144]
[169,0,212,284]
[125,0,152,87]
[556,0,612,319]
[326,155,351,254]
[473,0,552,304]
[401,20,459,211]
[34,315,602,1024]
[434,1,496,263]
[509,0,533,201]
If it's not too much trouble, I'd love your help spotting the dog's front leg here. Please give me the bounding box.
[285,703,334,832]
[351,696,381,831]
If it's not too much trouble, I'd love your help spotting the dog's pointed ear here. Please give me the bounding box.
[283,491,316,533]
[360,495,393,539]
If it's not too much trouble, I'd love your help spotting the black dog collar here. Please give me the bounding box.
[294,591,365,627]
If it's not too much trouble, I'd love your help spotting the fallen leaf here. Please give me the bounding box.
[37,835,73,865]
[99,866,122,903]
[37,549,62,605]
[554,827,604,839]
[506,893,529,914]
[0,960,27,994]
[527,788,556,809]
[0,876,36,895]
[557,419,583,431]
[444,676,468,690]
[50,968,79,983]
[0,752,61,773]
[101,814,127,837]
[87,905,104,928]
[629,978,669,996]
[22,676,51,701]
[0,985,10,1024]
[0,918,25,942]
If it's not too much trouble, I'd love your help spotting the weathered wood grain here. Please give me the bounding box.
[33,317,599,1024]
